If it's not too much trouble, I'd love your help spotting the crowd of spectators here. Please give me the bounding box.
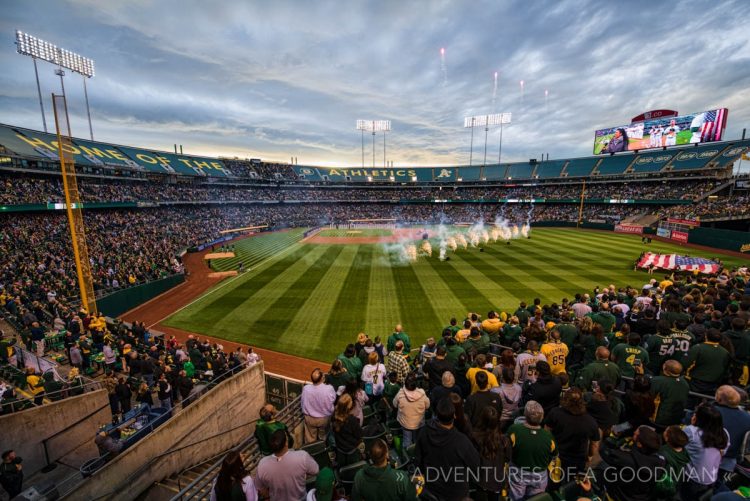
[0,173,727,205]
[283,270,750,500]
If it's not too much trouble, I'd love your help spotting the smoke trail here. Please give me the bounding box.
[492,71,498,110]
[437,214,449,260]
[523,202,534,238]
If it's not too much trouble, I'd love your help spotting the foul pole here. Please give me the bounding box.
[53,93,97,314]
[577,180,586,228]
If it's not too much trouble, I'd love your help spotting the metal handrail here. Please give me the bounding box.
[172,395,303,500]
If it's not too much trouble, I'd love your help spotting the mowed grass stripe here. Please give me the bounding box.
[166,244,318,329]
[410,258,467,325]
[322,245,373,348]
[390,258,443,342]
[279,245,359,358]
[365,255,402,339]
[213,229,306,271]
[425,252,498,314]
[230,246,345,347]
[481,238,622,289]
[468,245,575,299]
[450,250,540,305]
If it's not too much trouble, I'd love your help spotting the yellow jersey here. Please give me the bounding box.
[540,341,569,375]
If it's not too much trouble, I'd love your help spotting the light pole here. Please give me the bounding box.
[15,31,96,140]
[356,120,392,169]
[496,112,512,163]
[465,113,511,166]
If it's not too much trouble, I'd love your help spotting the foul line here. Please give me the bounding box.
[147,238,305,329]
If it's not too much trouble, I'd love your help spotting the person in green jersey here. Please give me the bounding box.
[685,328,731,397]
[507,401,556,500]
[589,303,616,333]
[503,317,523,346]
[352,439,417,501]
[645,320,674,374]
[576,347,621,390]
[655,425,690,499]
[514,303,531,328]
[650,360,690,428]
[254,404,293,455]
[387,325,411,353]
[555,312,579,352]
[611,333,650,378]
[669,318,695,367]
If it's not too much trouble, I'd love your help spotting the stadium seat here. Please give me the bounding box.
[336,460,368,494]
[300,441,332,470]
[362,422,387,453]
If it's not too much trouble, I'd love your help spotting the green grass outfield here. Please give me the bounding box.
[164,228,748,362]
[318,229,393,237]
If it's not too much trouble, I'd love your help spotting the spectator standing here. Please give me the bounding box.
[471,406,512,501]
[466,354,499,394]
[255,429,319,500]
[465,370,502,428]
[685,328,731,397]
[0,450,23,499]
[115,376,132,414]
[331,393,363,466]
[714,385,750,474]
[611,333,649,378]
[254,404,292,456]
[177,370,194,407]
[25,367,44,406]
[360,351,386,402]
[351,439,416,501]
[544,388,600,479]
[325,359,353,391]
[507,401,556,501]
[301,368,336,444]
[429,371,461,414]
[415,397,480,501]
[393,374,430,449]
[492,367,523,431]
[385,341,410,385]
[524,361,562,417]
[423,346,453,391]
[681,403,730,499]
[210,450,257,501]
[650,360,689,428]
[157,373,172,410]
[575,347,621,390]
[387,324,411,353]
[337,344,363,380]
[600,425,665,501]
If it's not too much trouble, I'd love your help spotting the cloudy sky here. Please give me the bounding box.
[1,0,749,166]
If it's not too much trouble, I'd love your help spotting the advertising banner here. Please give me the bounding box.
[671,230,689,243]
[657,228,672,238]
[614,223,644,234]
[666,218,700,227]
[594,108,728,154]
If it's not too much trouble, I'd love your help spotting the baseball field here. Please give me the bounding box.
[163,227,748,363]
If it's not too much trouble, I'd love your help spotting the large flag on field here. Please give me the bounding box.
[637,252,720,274]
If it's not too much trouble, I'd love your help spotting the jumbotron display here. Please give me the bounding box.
[594,108,728,155]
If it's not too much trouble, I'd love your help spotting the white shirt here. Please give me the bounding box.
[360,363,386,396]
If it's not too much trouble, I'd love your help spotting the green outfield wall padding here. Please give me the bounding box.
[688,227,750,253]
[99,273,186,318]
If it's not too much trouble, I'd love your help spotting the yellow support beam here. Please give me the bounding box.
[52,94,97,315]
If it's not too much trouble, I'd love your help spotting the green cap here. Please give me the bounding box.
[314,467,335,501]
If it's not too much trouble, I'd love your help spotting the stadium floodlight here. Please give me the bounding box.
[356,120,392,169]
[15,30,96,139]
[464,113,512,167]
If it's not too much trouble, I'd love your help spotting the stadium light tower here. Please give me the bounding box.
[464,113,511,166]
[356,120,392,169]
[15,31,96,140]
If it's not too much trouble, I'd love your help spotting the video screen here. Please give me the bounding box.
[593,108,728,155]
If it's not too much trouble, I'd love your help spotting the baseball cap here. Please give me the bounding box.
[314,467,335,501]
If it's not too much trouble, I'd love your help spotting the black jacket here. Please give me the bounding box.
[600,442,664,501]
[524,376,562,416]
[415,419,480,501]
[464,390,502,428]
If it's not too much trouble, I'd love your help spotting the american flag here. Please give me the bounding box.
[699,109,727,142]
[637,252,720,274]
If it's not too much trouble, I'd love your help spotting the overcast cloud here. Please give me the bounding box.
[1,0,749,166]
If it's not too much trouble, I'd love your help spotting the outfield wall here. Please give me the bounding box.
[97,273,185,317]
[689,227,750,253]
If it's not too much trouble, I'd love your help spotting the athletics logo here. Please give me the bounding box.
[300,168,313,175]
[436,169,453,178]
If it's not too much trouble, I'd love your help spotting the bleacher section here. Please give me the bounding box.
[630,151,675,173]
[1,122,748,183]
[594,154,635,176]
[535,160,567,178]
[563,157,599,177]
[505,162,534,179]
